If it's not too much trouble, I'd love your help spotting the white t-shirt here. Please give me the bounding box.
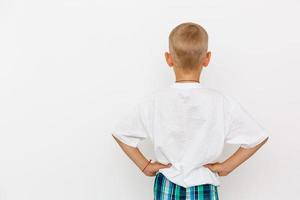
[111,82,269,188]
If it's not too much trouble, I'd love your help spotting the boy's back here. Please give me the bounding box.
[112,22,269,198]
[112,81,269,188]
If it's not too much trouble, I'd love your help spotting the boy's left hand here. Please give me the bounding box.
[143,161,172,177]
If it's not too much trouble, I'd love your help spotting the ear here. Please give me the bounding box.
[165,52,174,67]
[202,51,211,67]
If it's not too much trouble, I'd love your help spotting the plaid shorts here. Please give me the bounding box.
[153,172,219,200]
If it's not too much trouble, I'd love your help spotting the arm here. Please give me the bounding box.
[222,137,269,175]
[204,137,269,176]
[112,134,172,176]
[112,134,149,171]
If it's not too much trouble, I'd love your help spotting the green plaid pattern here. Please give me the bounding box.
[154,172,219,200]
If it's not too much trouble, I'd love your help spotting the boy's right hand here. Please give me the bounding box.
[143,161,172,177]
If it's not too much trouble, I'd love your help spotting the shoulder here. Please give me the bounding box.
[198,87,242,110]
[141,87,171,100]
[138,85,239,104]
[136,89,162,108]
[197,86,234,101]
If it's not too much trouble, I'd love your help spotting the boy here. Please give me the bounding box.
[111,22,269,199]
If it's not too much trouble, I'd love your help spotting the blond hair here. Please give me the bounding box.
[169,22,208,71]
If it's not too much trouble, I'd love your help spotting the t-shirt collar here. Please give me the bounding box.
[170,82,203,89]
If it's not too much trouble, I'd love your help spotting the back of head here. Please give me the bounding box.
[169,22,208,72]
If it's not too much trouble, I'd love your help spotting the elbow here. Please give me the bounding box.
[261,136,269,145]
[264,136,269,142]
[112,133,118,141]
[112,133,118,139]
[252,136,269,148]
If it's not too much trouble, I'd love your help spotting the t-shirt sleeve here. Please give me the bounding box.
[111,96,153,148]
[223,95,269,149]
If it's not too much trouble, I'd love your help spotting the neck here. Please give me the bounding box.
[173,67,202,83]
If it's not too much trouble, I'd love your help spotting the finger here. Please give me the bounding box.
[150,171,156,176]
[158,163,172,169]
[157,162,172,166]
[204,164,215,172]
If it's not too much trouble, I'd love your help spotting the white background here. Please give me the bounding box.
[0,0,299,199]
